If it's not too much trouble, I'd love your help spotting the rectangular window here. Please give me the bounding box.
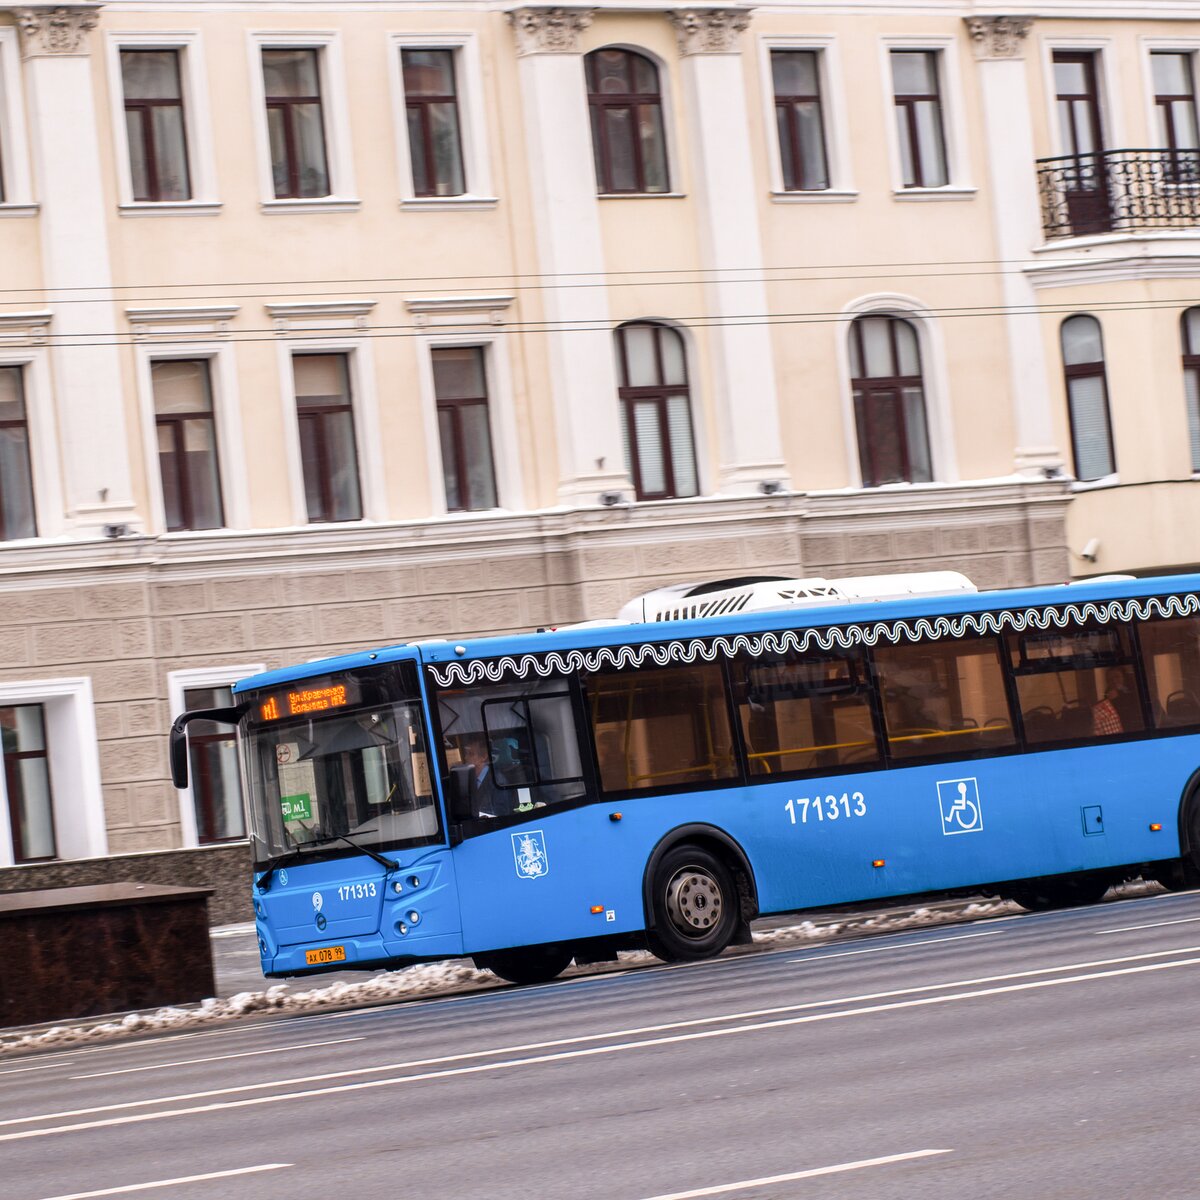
[731,646,879,775]
[183,684,245,843]
[874,636,1015,760]
[2,704,56,863]
[0,365,36,541]
[153,359,223,532]
[771,50,829,191]
[890,50,948,188]
[583,662,737,793]
[1153,52,1200,152]
[1181,308,1200,472]
[432,346,497,511]
[262,48,329,198]
[293,353,362,523]
[1007,626,1143,743]
[1137,615,1200,728]
[121,49,191,202]
[402,49,465,197]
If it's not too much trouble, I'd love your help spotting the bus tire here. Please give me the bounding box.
[1005,876,1110,912]
[475,945,574,986]
[646,844,739,963]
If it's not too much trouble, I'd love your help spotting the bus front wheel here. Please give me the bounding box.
[647,845,739,963]
[475,945,574,986]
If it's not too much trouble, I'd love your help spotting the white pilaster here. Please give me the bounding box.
[17,4,141,534]
[510,8,631,506]
[966,17,1063,478]
[670,9,788,495]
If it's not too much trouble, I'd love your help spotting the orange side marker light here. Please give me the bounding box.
[590,905,605,914]
[872,859,886,869]
[1149,823,1163,832]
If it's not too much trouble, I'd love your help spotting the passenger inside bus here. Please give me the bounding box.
[459,732,516,818]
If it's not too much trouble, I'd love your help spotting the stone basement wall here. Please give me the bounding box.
[0,482,1071,922]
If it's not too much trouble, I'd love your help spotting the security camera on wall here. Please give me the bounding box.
[1079,538,1101,563]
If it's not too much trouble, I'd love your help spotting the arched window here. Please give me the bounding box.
[1180,308,1200,472]
[1061,315,1115,481]
[615,322,697,500]
[586,49,669,194]
[849,315,932,486]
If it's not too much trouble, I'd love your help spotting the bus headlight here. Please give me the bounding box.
[407,910,420,925]
[397,921,408,936]
[392,881,404,895]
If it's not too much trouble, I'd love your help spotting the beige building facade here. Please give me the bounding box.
[0,0,1196,910]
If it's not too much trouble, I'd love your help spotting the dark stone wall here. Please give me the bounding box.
[0,844,253,926]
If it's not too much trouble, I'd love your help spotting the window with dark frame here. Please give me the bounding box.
[1,704,56,863]
[182,684,246,843]
[1153,51,1200,182]
[120,49,191,202]
[586,48,669,194]
[1140,613,1200,728]
[431,346,497,512]
[1180,308,1200,473]
[262,48,330,199]
[292,353,362,523]
[771,50,829,191]
[849,314,933,487]
[1060,315,1116,481]
[616,322,698,501]
[890,50,948,188]
[402,48,466,197]
[152,359,223,532]
[0,365,36,541]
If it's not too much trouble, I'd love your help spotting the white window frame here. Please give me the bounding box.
[0,28,35,213]
[588,43,687,200]
[836,293,959,488]
[279,337,384,524]
[758,36,856,202]
[0,346,65,540]
[0,677,106,867]
[417,333,524,515]
[135,341,249,534]
[105,31,220,215]
[1041,37,1122,157]
[1141,39,1200,152]
[247,31,358,213]
[167,664,263,848]
[388,33,496,210]
[879,37,975,200]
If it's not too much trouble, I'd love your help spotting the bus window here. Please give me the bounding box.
[730,647,879,775]
[436,676,586,821]
[583,662,737,793]
[1006,626,1143,743]
[1139,614,1200,728]
[874,635,1015,760]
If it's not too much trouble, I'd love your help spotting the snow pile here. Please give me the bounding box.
[0,897,1016,1057]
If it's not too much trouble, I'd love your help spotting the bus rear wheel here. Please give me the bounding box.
[1004,877,1111,912]
[475,945,574,986]
[647,845,739,963]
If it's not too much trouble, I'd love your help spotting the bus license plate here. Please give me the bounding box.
[305,945,346,965]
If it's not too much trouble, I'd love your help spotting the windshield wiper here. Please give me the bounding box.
[256,835,398,892]
[255,848,308,893]
[336,834,399,871]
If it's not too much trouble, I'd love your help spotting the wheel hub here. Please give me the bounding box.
[665,868,723,937]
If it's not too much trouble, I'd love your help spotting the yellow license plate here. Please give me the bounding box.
[305,945,346,965]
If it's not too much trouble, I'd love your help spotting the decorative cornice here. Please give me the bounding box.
[508,7,593,56]
[0,310,51,346]
[405,295,515,328]
[668,8,752,56]
[965,16,1033,61]
[15,5,101,58]
[264,300,376,333]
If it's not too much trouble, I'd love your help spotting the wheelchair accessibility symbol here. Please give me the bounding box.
[937,778,983,835]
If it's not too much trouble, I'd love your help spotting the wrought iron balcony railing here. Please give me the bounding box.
[1037,148,1200,239]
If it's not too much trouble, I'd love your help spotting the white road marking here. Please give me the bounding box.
[69,1037,364,1080]
[639,1149,953,1200]
[5,943,1196,1131]
[789,929,1005,962]
[34,1163,291,1199]
[5,952,1198,1143]
[0,1062,73,1076]
[1094,916,1200,935]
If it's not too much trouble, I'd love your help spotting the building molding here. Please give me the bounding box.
[964,16,1033,61]
[15,4,100,58]
[0,310,51,346]
[405,295,515,328]
[265,301,376,333]
[668,8,752,56]
[508,7,594,56]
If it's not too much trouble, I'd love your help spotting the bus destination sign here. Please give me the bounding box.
[257,682,355,722]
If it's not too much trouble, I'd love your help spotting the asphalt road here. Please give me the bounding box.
[5,887,1200,1200]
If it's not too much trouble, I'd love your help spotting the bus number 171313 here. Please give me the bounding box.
[785,792,867,825]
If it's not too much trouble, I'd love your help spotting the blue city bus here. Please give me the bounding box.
[171,570,1200,985]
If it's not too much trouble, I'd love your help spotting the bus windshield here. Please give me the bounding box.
[241,663,440,867]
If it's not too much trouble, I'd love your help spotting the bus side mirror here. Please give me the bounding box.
[169,715,190,789]
[448,764,475,822]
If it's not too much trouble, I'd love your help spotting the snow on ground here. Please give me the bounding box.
[0,898,1017,1058]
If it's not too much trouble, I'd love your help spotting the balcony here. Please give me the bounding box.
[1037,149,1200,240]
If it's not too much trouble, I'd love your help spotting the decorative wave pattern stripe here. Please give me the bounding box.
[426,593,1200,687]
